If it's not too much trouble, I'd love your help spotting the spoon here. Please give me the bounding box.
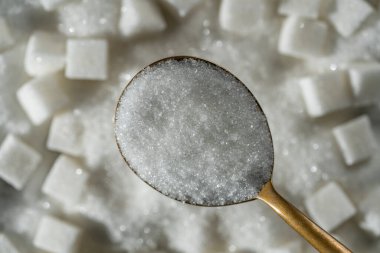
[114,56,352,253]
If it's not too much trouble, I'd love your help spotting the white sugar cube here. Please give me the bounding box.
[299,71,352,117]
[42,155,89,209]
[264,240,303,253]
[65,39,108,81]
[58,0,120,37]
[219,0,275,34]
[163,0,202,17]
[17,72,69,125]
[47,111,84,156]
[305,182,356,232]
[34,215,81,253]
[359,186,380,237]
[278,17,329,59]
[119,0,166,38]
[326,0,373,37]
[348,63,380,105]
[40,0,68,11]
[0,17,14,52]
[333,115,377,166]
[0,234,19,253]
[25,31,66,76]
[0,135,41,190]
[278,0,321,19]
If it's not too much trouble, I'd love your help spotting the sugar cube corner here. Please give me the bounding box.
[0,234,20,253]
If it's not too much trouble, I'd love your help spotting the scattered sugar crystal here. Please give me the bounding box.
[299,71,352,117]
[65,39,108,81]
[42,155,89,209]
[0,17,14,52]
[0,234,19,253]
[278,0,321,19]
[17,72,70,125]
[57,0,120,37]
[359,186,380,237]
[0,134,41,190]
[333,115,377,166]
[163,0,202,17]
[326,0,373,37]
[348,63,380,105]
[305,181,356,232]
[219,0,275,35]
[47,111,84,156]
[115,58,274,206]
[40,0,68,11]
[119,0,166,38]
[24,31,66,76]
[278,17,329,59]
[34,215,81,253]
[264,240,303,253]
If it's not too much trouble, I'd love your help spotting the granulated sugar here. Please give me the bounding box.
[115,58,274,206]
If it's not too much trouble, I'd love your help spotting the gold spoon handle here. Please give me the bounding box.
[257,181,352,253]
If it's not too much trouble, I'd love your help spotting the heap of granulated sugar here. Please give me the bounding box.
[115,58,274,206]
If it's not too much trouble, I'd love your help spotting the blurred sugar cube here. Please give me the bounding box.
[47,111,84,156]
[0,17,14,52]
[42,155,89,209]
[65,39,108,80]
[278,17,329,59]
[305,182,356,232]
[25,31,66,76]
[326,0,373,37]
[0,134,41,190]
[0,234,19,253]
[58,0,120,37]
[359,186,380,237]
[40,0,68,11]
[34,215,81,253]
[163,0,202,17]
[348,63,380,105]
[219,0,275,34]
[278,0,321,19]
[299,71,352,117]
[17,72,69,125]
[264,240,303,253]
[119,0,166,38]
[333,115,377,166]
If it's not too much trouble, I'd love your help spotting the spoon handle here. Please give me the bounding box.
[257,181,352,253]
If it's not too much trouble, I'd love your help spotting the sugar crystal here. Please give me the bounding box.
[115,58,273,206]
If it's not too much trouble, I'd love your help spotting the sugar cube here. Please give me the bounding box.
[58,0,120,37]
[42,155,89,208]
[333,115,377,166]
[299,71,352,117]
[0,134,41,190]
[163,0,202,17]
[219,0,275,34]
[359,186,380,237]
[24,31,66,77]
[0,234,19,253]
[278,17,329,59]
[65,39,108,81]
[278,0,321,19]
[326,0,373,37]
[305,182,356,232]
[0,17,14,52]
[17,72,70,125]
[34,215,81,253]
[348,63,380,105]
[40,0,68,11]
[119,0,167,38]
[264,240,303,253]
[47,111,84,156]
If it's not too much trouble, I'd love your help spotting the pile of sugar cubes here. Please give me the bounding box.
[1,0,380,252]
